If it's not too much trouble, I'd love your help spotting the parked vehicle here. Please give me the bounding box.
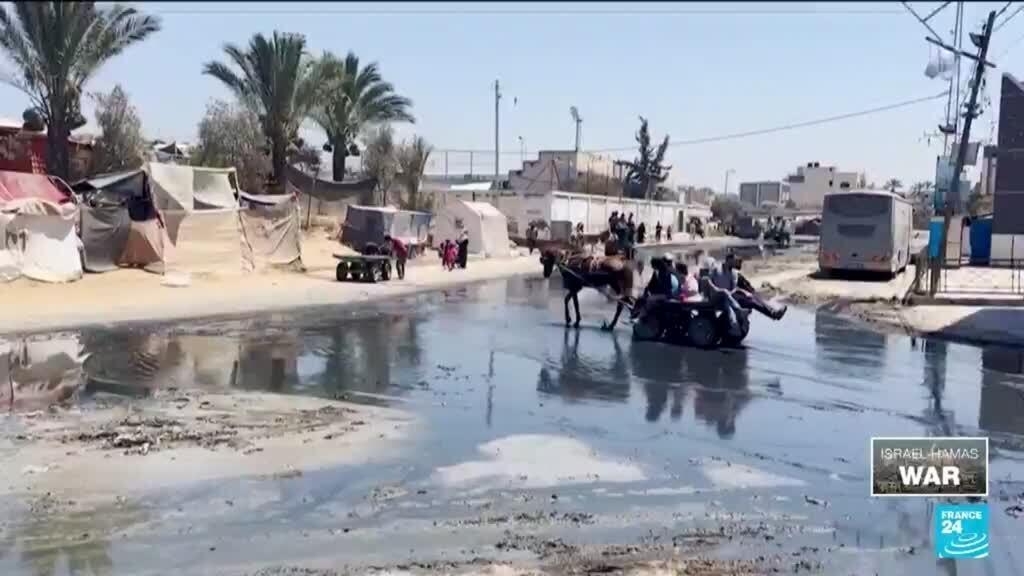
[818,189,912,277]
[728,216,763,239]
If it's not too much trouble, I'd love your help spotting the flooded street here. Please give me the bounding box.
[2,275,1024,575]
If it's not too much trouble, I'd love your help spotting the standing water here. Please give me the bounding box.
[1,276,1022,575]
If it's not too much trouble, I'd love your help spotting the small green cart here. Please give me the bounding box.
[333,253,393,283]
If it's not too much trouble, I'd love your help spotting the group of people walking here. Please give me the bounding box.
[605,211,675,258]
[439,230,469,271]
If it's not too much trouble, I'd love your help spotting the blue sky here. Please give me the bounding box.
[3,1,1024,189]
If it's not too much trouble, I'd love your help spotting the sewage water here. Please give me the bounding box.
[1,275,1023,575]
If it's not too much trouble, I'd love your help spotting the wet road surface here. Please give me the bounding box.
[2,275,1024,575]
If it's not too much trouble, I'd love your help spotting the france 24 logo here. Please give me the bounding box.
[934,504,989,559]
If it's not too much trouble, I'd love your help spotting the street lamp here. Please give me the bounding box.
[723,169,736,195]
[518,135,525,165]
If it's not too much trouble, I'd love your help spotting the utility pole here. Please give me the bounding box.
[570,106,583,152]
[929,9,996,296]
[723,168,735,196]
[494,79,501,182]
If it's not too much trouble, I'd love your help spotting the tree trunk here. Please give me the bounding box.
[270,133,287,194]
[45,110,71,180]
[331,145,348,182]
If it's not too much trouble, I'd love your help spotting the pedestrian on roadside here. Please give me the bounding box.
[666,226,672,242]
[637,222,646,245]
[457,230,470,269]
[384,235,408,280]
[655,221,663,243]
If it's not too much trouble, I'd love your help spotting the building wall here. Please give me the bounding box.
[786,163,856,208]
[993,74,1024,261]
[508,150,616,193]
[738,180,790,206]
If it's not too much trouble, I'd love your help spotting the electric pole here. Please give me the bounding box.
[570,106,583,152]
[494,79,501,182]
[929,10,996,296]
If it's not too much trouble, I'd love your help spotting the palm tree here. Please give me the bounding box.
[397,136,433,210]
[204,32,325,192]
[314,51,414,181]
[0,2,161,179]
[885,178,904,193]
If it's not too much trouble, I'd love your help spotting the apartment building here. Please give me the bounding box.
[785,162,858,208]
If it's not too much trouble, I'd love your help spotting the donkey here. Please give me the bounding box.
[540,248,636,330]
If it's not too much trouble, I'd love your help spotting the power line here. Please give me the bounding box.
[995,4,1024,32]
[432,91,949,155]
[152,7,904,15]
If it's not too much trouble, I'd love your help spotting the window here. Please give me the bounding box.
[839,182,851,189]
[824,194,889,218]
[828,180,834,187]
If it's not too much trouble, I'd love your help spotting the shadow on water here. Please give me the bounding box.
[980,346,1024,449]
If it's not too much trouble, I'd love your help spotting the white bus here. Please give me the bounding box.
[819,189,912,276]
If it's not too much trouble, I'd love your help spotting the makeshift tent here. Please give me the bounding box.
[0,170,72,204]
[145,162,244,275]
[435,200,511,257]
[238,191,303,271]
[71,169,174,273]
[0,197,82,283]
[340,205,431,252]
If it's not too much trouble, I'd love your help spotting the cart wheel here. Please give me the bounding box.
[632,313,660,341]
[369,263,383,283]
[382,261,392,281]
[720,312,751,347]
[336,262,348,281]
[687,315,719,348]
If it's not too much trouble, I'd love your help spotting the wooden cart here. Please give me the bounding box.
[333,254,393,283]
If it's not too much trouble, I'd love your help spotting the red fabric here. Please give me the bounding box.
[390,237,408,258]
[0,171,71,203]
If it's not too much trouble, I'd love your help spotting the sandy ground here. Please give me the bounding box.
[0,388,413,501]
[0,233,541,335]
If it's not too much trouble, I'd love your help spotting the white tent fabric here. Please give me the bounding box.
[162,209,244,275]
[193,168,239,209]
[146,162,239,212]
[435,200,511,257]
[0,198,82,283]
[238,193,303,271]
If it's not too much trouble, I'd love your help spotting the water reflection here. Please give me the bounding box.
[629,341,752,437]
[536,328,630,403]
[0,498,145,576]
[234,330,300,393]
[814,308,888,382]
[1,335,85,410]
[980,347,1024,438]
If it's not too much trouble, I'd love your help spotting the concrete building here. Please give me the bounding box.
[508,150,618,194]
[441,188,687,239]
[738,180,790,207]
[784,162,858,208]
[992,73,1024,262]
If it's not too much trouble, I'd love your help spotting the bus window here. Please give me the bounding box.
[824,194,888,218]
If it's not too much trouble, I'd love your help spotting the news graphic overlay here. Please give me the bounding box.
[871,437,988,497]
[934,504,990,559]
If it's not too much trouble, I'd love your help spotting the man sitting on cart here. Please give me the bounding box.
[384,235,408,280]
[709,253,786,320]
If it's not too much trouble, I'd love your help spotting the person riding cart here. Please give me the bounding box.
[709,253,787,320]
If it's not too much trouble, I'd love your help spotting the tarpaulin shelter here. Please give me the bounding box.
[0,198,82,283]
[285,164,377,223]
[238,191,303,271]
[0,171,81,283]
[434,200,511,257]
[73,169,148,272]
[144,162,244,275]
[341,205,431,253]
